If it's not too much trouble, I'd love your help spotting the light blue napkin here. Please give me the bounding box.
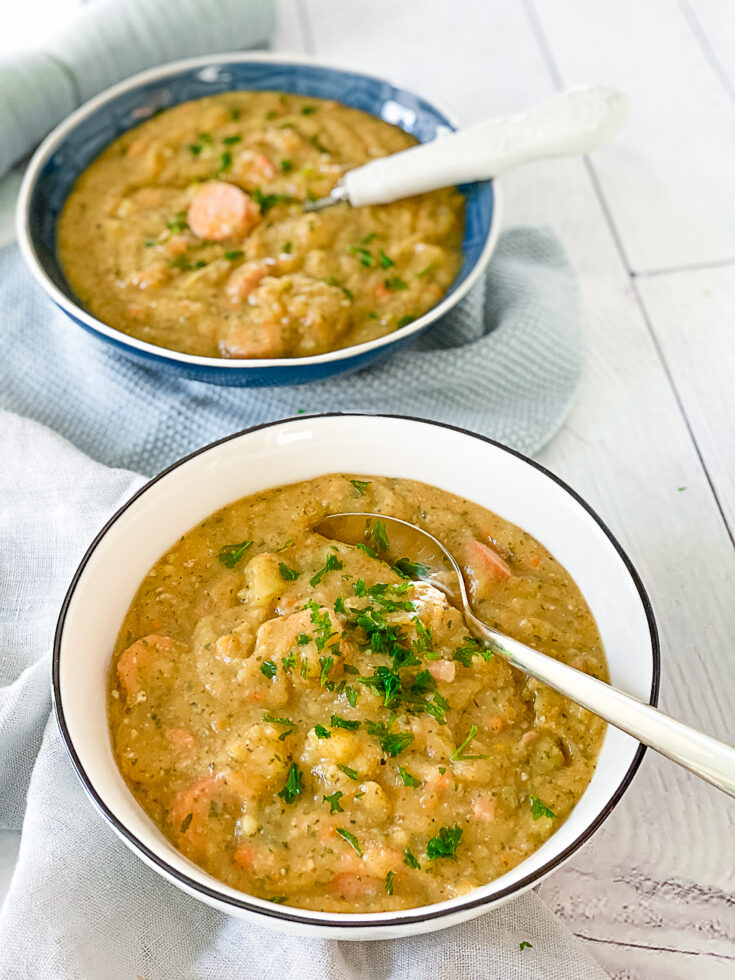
[0,0,275,179]
[0,227,582,476]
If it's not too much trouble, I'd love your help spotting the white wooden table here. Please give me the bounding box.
[2,1,734,976]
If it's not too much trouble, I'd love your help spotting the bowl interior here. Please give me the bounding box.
[55,415,655,932]
[27,58,495,325]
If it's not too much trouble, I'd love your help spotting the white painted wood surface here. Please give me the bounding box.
[1,0,734,976]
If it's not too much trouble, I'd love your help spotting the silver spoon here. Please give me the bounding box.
[304,85,628,212]
[315,512,735,799]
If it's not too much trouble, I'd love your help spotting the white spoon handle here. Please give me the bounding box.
[467,612,735,799]
[343,85,629,206]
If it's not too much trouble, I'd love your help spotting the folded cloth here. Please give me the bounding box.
[0,412,609,980]
[0,0,275,179]
[0,227,583,476]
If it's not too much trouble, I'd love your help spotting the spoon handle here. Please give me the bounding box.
[467,613,735,799]
[342,85,629,207]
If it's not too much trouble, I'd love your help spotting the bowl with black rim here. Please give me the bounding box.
[17,53,500,388]
[53,413,658,938]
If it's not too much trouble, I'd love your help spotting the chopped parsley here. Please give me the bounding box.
[279,562,300,581]
[403,848,421,870]
[310,553,344,587]
[281,652,296,672]
[380,731,414,758]
[263,713,294,727]
[260,660,277,679]
[454,636,492,667]
[319,655,334,686]
[450,724,490,761]
[170,255,207,271]
[350,479,371,496]
[334,595,347,615]
[301,105,317,115]
[217,540,253,568]
[348,245,376,267]
[323,275,354,300]
[416,261,437,278]
[345,685,359,708]
[355,542,378,559]
[166,212,189,233]
[180,813,193,833]
[519,942,533,951]
[198,132,213,145]
[397,315,416,329]
[280,158,293,172]
[393,557,428,579]
[361,232,377,244]
[398,766,421,787]
[337,763,359,781]
[331,714,360,731]
[369,519,390,552]
[410,670,435,696]
[336,828,362,856]
[252,187,295,213]
[309,134,330,154]
[426,824,463,860]
[278,763,304,804]
[384,276,409,291]
[385,870,396,894]
[283,241,293,253]
[379,248,395,269]
[314,724,331,739]
[529,796,556,820]
[217,151,233,174]
[307,600,335,650]
[223,134,242,145]
[323,791,344,814]
[223,249,244,261]
[189,143,203,156]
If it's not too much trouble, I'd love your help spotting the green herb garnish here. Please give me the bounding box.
[396,315,416,328]
[393,557,428,579]
[349,245,376,267]
[336,828,362,855]
[180,813,193,833]
[260,660,277,679]
[223,134,242,145]
[379,248,395,269]
[218,151,233,174]
[384,276,408,291]
[223,249,244,261]
[301,105,317,115]
[263,713,294,727]
[529,796,556,820]
[319,655,334,686]
[450,724,490,761]
[310,553,344,587]
[426,824,463,860]
[331,714,360,731]
[403,848,421,869]
[279,562,300,581]
[217,540,253,568]
[398,766,421,787]
[520,941,533,951]
[314,724,332,739]
[281,158,293,172]
[278,763,304,804]
[337,764,358,781]
[281,652,296,673]
[324,791,344,814]
[416,261,437,278]
[350,479,371,496]
[380,731,414,758]
[323,275,353,300]
[385,870,396,894]
[370,519,390,552]
[283,241,293,253]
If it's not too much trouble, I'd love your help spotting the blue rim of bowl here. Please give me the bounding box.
[17,52,502,373]
[52,413,660,930]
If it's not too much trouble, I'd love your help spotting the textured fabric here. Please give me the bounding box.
[0,413,608,980]
[0,227,583,476]
[0,0,275,179]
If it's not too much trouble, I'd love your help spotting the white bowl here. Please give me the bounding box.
[53,414,659,939]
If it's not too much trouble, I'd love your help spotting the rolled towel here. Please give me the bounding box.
[0,0,275,179]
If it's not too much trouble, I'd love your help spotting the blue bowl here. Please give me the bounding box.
[18,54,500,387]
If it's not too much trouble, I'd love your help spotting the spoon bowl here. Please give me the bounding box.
[317,510,735,799]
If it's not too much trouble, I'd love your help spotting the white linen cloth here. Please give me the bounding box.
[0,412,610,979]
[0,0,275,179]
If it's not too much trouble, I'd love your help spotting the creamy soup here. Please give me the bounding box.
[57,92,464,359]
[108,475,606,912]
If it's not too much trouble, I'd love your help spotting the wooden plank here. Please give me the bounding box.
[303,2,735,974]
[529,0,735,273]
[636,264,735,534]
